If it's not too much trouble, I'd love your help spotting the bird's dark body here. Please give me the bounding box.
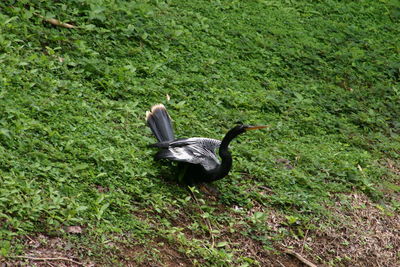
[146,104,265,185]
[150,136,229,185]
[180,163,218,185]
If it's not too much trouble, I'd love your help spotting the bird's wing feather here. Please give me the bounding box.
[155,138,221,171]
[151,137,220,149]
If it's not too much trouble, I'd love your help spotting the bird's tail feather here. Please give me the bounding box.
[146,104,175,142]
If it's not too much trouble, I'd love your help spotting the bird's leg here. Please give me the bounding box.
[178,164,189,184]
[198,183,220,197]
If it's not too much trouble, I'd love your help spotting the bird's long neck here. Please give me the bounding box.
[211,128,241,181]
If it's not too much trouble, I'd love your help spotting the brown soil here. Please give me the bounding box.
[281,193,400,267]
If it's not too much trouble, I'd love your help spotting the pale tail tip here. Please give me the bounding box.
[146,104,167,121]
[145,111,151,121]
[151,103,166,113]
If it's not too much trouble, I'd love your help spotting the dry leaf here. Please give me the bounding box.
[37,14,75,29]
[66,226,82,234]
[45,18,75,29]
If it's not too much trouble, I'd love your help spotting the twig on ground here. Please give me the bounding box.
[276,259,287,267]
[9,256,83,266]
[282,248,318,267]
[301,229,310,254]
[24,235,35,243]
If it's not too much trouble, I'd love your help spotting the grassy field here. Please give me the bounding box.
[1,0,399,266]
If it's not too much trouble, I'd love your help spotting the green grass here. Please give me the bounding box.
[0,0,399,265]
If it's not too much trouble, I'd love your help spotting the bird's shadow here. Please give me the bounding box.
[153,161,183,185]
[154,161,221,199]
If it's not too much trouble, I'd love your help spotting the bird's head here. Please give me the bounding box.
[220,123,268,148]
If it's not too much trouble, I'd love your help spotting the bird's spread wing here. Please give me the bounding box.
[154,138,221,171]
[151,137,219,149]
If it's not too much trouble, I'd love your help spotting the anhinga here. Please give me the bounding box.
[146,104,267,185]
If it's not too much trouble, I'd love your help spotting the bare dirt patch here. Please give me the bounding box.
[1,234,93,266]
[116,239,192,267]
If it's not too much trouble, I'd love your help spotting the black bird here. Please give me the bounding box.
[146,104,267,185]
